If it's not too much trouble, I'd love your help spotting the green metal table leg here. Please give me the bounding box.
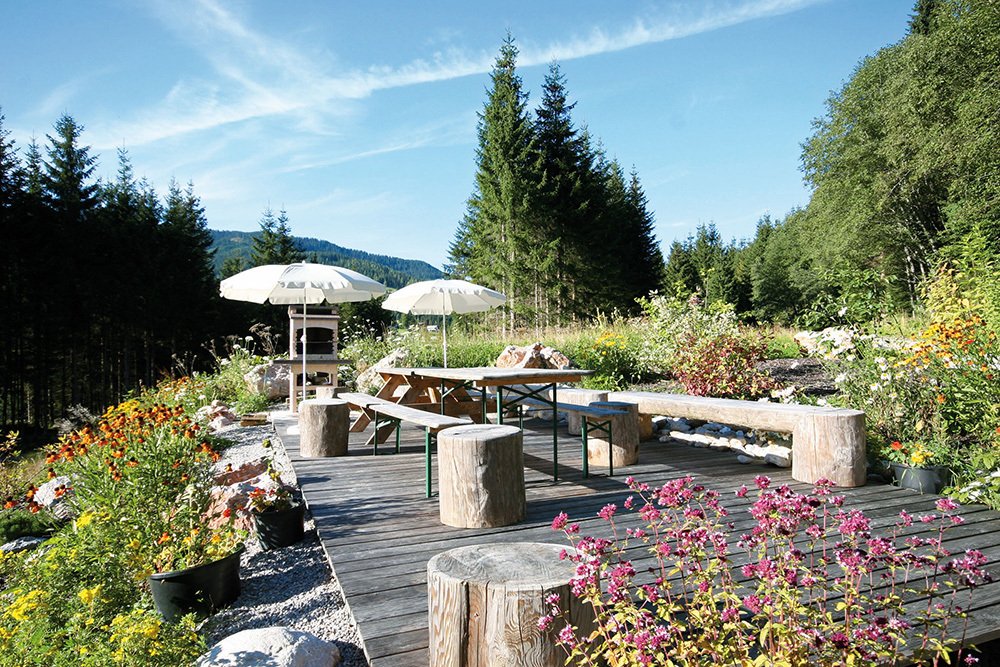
[582,423,589,478]
[481,387,488,423]
[395,419,400,453]
[551,383,558,481]
[373,412,380,456]
[496,386,504,425]
[425,429,432,498]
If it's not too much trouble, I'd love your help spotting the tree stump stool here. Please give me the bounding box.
[437,424,525,528]
[558,388,608,435]
[587,401,639,468]
[427,542,592,667]
[299,398,349,457]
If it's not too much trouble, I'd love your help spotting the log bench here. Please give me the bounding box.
[607,391,867,487]
[437,424,525,528]
[298,398,349,457]
[339,392,467,497]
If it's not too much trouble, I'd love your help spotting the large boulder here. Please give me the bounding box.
[244,363,291,400]
[355,348,409,395]
[197,627,341,667]
[205,466,284,532]
[494,343,571,370]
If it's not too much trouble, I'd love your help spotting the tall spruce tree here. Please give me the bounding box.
[622,169,665,304]
[251,206,303,265]
[159,180,217,353]
[449,35,537,332]
[533,63,593,322]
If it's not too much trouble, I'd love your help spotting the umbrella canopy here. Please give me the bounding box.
[219,262,387,305]
[382,279,506,367]
[220,263,387,406]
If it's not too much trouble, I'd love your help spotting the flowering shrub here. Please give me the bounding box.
[671,329,779,399]
[882,439,949,468]
[578,331,643,391]
[543,475,990,666]
[247,464,298,513]
[0,388,243,664]
[834,315,999,493]
[635,293,740,376]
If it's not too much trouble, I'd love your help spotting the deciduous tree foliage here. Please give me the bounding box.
[661,0,998,329]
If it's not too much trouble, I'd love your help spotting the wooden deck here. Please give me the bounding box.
[276,415,1000,666]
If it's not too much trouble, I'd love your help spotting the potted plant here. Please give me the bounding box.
[881,438,952,494]
[146,506,246,622]
[246,467,305,550]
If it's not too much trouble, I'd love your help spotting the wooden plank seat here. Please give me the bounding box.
[339,392,467,497]
[607,391,867,487]
[502,395,626,478]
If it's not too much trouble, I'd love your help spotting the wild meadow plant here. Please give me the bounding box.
[0,389,241,665]
[543,475,990,666]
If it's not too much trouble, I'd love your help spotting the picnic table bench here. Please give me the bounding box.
[339,392,467,497]
[503,395,626,477]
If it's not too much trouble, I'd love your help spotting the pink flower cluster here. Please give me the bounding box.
[539,475,993,666]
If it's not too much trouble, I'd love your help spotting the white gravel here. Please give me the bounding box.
[201,422,368,666]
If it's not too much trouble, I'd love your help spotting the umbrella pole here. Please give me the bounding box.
[442,312,448,368]
[301,297,308,408]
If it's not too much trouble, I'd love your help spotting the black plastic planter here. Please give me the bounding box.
[148,545,244,622]
[890,463,951,494]
[253,502,305,550]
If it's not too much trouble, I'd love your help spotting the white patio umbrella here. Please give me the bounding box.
[381,279,506,367]
[220,262,387,402]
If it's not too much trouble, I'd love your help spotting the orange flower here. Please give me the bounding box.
[890,441,904,451]
[935,394,946,404]
[3,500,16,510]
[47,468,56,479]
[157,533,171,545]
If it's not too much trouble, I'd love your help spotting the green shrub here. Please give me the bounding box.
[765,328,802,359]
[0,509,56,544]
[576,331,644,390]
[635,293,739,375]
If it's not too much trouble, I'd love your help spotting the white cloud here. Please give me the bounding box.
[88,0,824,149]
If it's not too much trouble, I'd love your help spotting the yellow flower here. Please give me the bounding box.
[75,512,94,529]
[78,585,102,606]
[6,589,45,622]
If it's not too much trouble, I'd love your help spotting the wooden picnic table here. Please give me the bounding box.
[350,367,592,479]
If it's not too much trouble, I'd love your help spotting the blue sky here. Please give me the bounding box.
[3,0,913,269]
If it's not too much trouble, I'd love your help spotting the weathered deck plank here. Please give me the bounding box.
[277,415,1000,666]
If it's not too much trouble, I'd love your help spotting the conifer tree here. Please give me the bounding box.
[533,63,592,321]
[43,114,98,223]
[622,168,665,304]
[449,35,537,332]
[251,206,303,265]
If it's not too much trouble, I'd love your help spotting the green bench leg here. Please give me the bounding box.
[582,418,614,478]
[373,412,401,456]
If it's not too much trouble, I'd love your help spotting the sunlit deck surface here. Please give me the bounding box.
[275,415,1000,667]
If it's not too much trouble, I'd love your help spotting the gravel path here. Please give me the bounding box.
[201,421,368,666]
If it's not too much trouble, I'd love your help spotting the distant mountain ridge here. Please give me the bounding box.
[210,230,443,289]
